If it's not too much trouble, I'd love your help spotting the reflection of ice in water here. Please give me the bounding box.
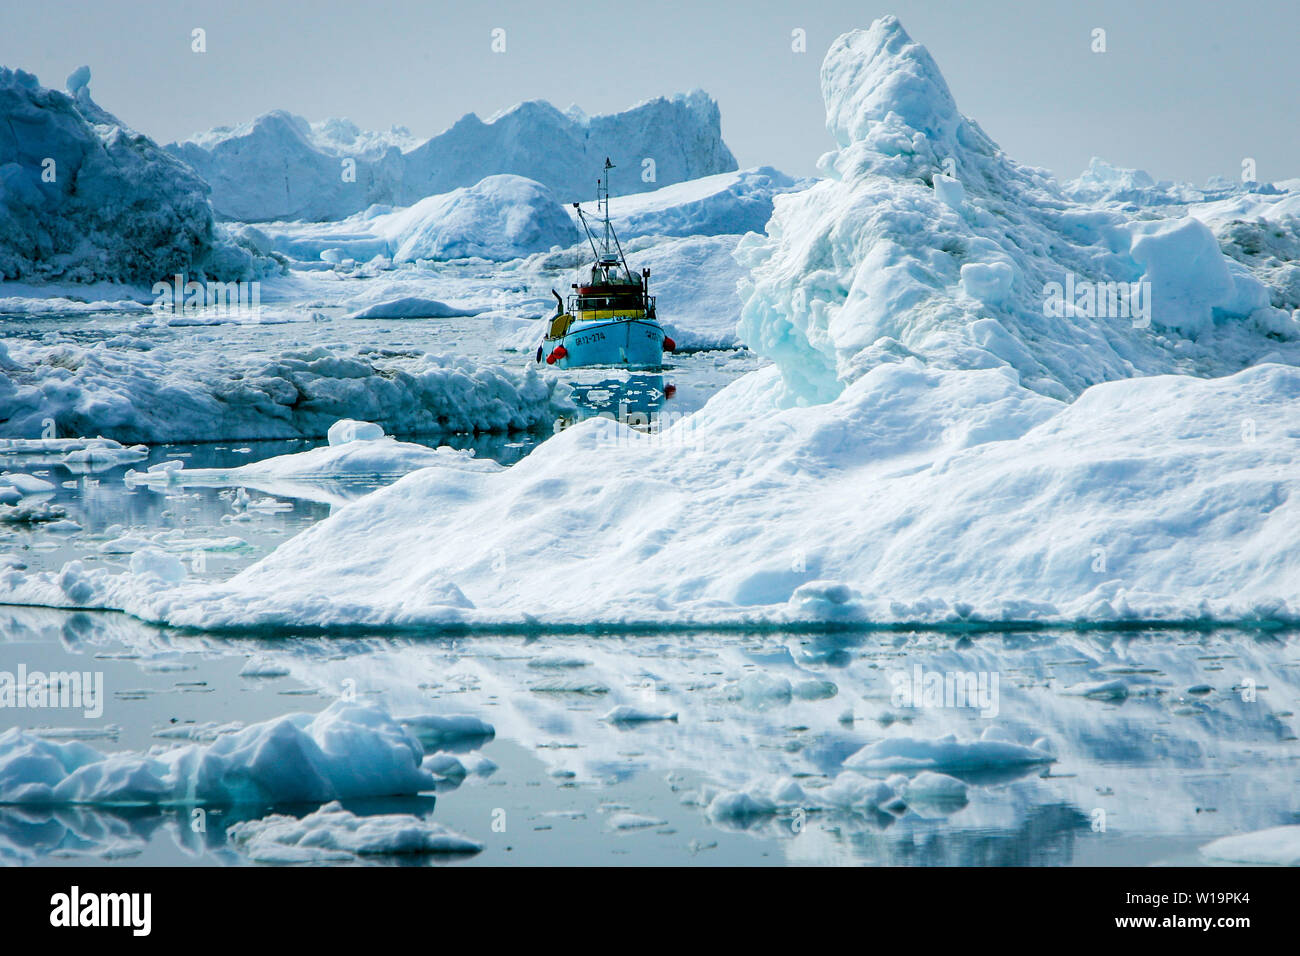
[1,434,541,580]
[2,606,1297,866]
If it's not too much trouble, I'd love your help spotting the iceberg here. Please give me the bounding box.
[227,801,481,862]
[0,67,273,283]
[582,167,807,241]
[0,340,573,443]
[344,296,480,319]
[842,734,1054,773]
[168,92,738,221]
[0,701,435,806]
[1063,158,1207,207]
[736,18,1298,406]
[123,428,499,506]
[371,175,578,263]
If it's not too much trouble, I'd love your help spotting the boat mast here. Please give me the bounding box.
[600,158,614,258]
[572,158,633,283]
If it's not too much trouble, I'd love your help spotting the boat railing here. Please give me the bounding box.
[567,294,655,318]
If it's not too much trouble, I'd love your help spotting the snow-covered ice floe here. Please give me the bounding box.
[227,801,482,862]
[344,296,481,320]
[124,420,500,502]
[842,734,1054,774]
[1200,825,1300,866]
[3,16,1300,633]
[0,701,436,806]
[371,175,578,263]
[0,339,573,442]
[11,357,1298,629]
[0,436,149,475]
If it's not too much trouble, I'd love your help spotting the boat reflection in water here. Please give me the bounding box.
[560,374,679,435]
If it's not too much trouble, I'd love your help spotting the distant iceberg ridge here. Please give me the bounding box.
[167,91,739,222]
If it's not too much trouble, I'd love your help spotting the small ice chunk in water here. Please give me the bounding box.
[844,734,1054,772]
[607,812,668,831]
[239,656,291,678]
[1201,825,1300,866]
[327,419,386,446]
[1,473,55,495]
[422,753,467,782]
[399,714,495,751]
[602,705,678,723]
[902,771,969,811]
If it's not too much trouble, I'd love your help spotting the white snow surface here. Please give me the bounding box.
[6,359,1299,628]
[573,167,806,241]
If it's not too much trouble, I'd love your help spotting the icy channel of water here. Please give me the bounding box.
[1,609,1296,866]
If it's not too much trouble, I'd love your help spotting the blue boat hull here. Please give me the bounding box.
[551,318,665,369]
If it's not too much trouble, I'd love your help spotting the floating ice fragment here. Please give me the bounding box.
[602,705,678,724]
[1200,825,1300,866]
[326,419,386,446]
[228,801,481,862]
[844,734,1054,773]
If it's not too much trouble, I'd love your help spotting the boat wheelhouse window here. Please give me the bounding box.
[576,293,642,310]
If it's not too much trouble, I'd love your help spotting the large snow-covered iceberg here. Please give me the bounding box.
[4,17,1299,632]
[0,67,271,283]
[736,20,1297,405]
[372,175,577,262]
[9,358,1299,628]
[249,167,802,268]
[168,92,738,221]
[1060,161,1300,314]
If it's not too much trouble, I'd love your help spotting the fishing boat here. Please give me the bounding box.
[537,159,674,369]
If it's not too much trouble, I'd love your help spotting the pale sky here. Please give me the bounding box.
[2,0,1296,187]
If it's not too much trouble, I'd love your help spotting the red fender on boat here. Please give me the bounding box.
[546,345,568,365]
[662,336,676,352]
